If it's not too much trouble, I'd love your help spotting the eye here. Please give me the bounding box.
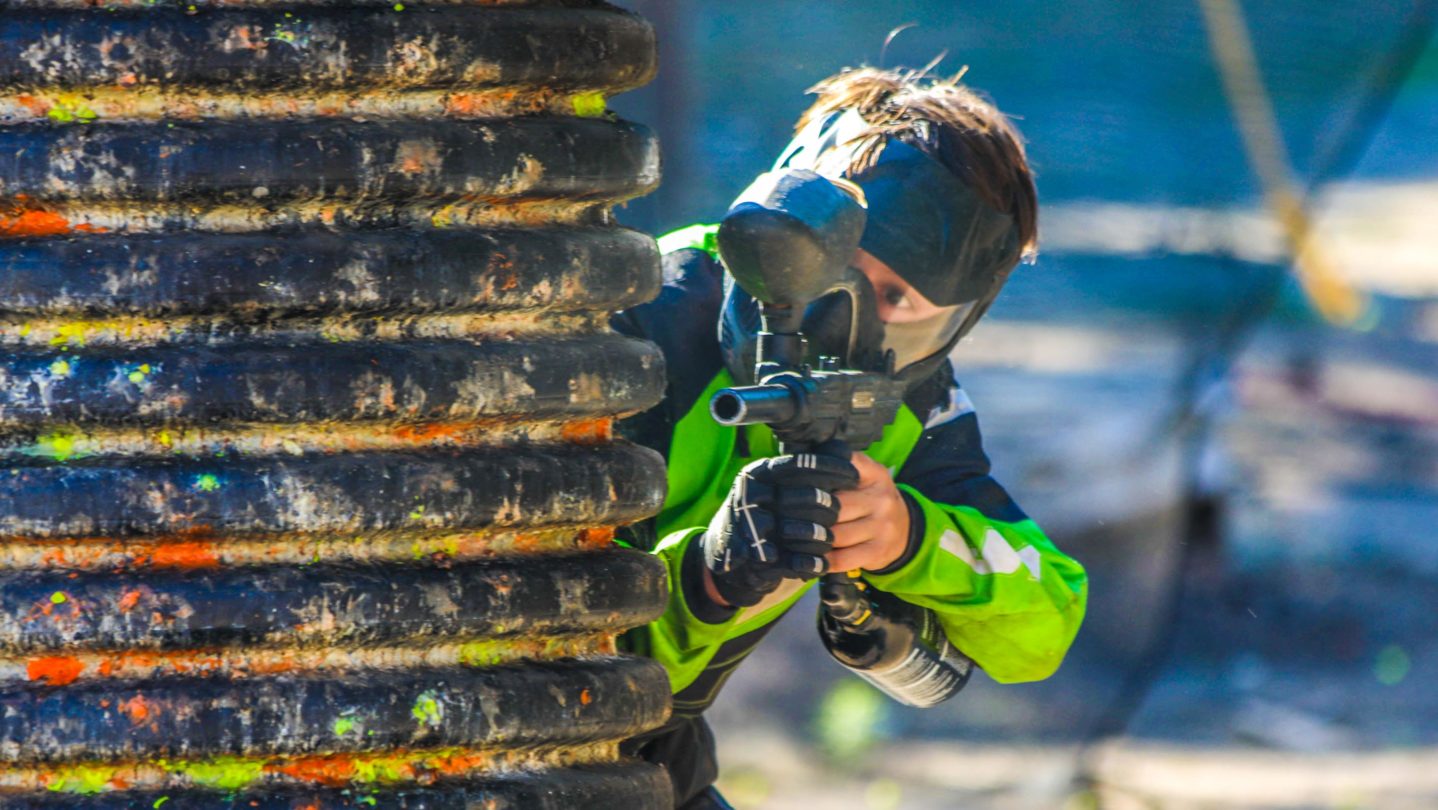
[883,287,913,309]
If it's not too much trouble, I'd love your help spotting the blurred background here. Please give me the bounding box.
[609,1,1438,807]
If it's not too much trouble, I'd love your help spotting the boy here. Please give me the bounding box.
[614,66,1088,810]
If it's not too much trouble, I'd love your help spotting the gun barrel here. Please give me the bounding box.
[710,384,798,427]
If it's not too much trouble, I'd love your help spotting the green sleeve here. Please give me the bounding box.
[619,527,743,693]
[864,487,1089,683]
[620,523,818,695]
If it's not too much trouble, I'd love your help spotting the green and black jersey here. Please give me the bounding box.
[613,225,1088,805]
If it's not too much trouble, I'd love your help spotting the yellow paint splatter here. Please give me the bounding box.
[194,474,220,492]
[35,431,79,462]
[572,92,607,118]
[430,205,457,229]
[50,591,67,604]
[48,323,88,347]
[49,359,71,376]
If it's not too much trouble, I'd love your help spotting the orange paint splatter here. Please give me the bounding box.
[445,92,485,116]
[0,208,74,238]
[579,526,615,548]
[390,421,480,444]
[15,94,48,115]
[117,589,143,612]
[26,656,84,686]
[426,751,489,774]
[146,541,220,569]
[579,688,592,705]
[268,756,358,787]
[0,201,107,239]
[560,418,612,445]
[119,694,153,724]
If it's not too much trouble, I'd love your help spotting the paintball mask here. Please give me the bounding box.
[719,108,1024,388]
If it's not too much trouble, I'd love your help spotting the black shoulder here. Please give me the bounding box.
[610,248,726,456]
[896,369,1028,523]
[903,358,957,425]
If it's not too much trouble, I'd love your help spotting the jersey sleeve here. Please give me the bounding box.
[863,383,1088,684]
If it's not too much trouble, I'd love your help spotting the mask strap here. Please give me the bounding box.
[774,108,873,176]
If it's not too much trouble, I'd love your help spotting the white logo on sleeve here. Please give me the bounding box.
[939,528,1043,580]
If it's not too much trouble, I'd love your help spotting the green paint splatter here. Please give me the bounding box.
[1376,644,1411,685]
[392,2,404,10]
[50,591,67,604]
[333,715,359,736]
[411,690,443,727]
[457,640,510,668]
[153,798,170,809]
[49,359,72,376]
[46,97,98,124]
[194,474,221,492]
[360,797,378,806]
[572,92,607,118]
[127,363,152,385]
[351,756,411,783]
[163,756,264,791]
[34,431,80,462]
[409,504,426,520]
[43,763,118,794]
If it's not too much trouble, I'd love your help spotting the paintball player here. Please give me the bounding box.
[613,66,1089,809]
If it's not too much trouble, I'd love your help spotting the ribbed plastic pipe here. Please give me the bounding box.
[0,1,671,806]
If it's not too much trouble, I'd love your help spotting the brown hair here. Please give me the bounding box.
[796,66,1038,260]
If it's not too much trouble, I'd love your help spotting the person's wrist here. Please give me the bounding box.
[868,489,924,575]
[683,535,740,624]
[702,566,731,608]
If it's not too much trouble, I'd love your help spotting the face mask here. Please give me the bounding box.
[776,108,1022,311]
[720,108,1022,387]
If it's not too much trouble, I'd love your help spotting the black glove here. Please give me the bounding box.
[699,448,859,609]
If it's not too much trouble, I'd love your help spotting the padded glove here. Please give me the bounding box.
[700,449,859,608]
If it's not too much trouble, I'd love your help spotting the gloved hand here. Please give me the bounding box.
[700,447,859,608]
